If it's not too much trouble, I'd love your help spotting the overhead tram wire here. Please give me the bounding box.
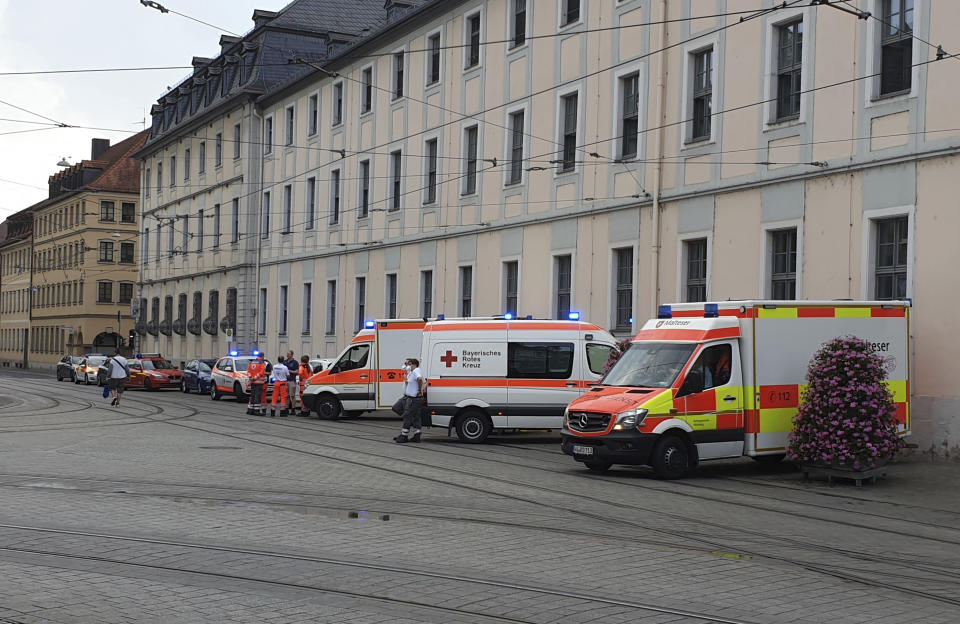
[0,97,70,127]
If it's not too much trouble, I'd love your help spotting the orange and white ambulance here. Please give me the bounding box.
[302,317,618,442]
[561,300,911,478]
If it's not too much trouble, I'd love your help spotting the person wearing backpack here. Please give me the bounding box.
[107,353,129,407]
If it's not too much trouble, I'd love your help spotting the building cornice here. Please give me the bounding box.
[143,175,245,218]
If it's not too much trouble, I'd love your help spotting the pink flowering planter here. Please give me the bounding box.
[788,336,904,486]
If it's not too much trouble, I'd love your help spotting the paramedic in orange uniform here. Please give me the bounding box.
[297,355,312,417]
[247,353,268,416]
[270,356,290,418]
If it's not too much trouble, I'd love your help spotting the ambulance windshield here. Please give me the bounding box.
[601,343,696,388]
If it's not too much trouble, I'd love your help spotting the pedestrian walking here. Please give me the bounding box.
[297,355,312,417]
[394,357,425,443]
[270,356,290,418]
[107,353,129,407]
[284,350,299,413]
[247,352,268,415]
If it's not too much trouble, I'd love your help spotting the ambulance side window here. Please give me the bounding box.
[508,342,574,379]
[585,343,613,375]
[678,343,732,397]
[334,344,369,372]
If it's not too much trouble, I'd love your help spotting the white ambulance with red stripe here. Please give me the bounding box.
[302,317,618,442]
[561,301,911,478]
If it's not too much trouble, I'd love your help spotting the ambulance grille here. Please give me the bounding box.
[567,412,610,432]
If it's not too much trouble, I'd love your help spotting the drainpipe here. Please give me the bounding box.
[649,0,669,317]
[252,100,264,352]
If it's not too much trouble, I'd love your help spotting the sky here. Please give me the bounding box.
[0,0,291,220]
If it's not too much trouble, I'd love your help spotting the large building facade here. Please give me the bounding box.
[138,0,958,455]
[0,212,34,368]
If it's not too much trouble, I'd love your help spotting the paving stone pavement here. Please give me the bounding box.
[0,370,958,623]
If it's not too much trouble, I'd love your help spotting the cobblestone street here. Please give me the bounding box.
[0,368,958,623]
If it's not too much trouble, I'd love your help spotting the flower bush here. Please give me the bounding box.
[788,335,904,470]
[602,339,634,375]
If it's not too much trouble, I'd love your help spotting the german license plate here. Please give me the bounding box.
[572,445,594,456]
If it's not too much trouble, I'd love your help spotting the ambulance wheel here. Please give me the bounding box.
[651,435,691,480]
[752,453,786,466]
[233,382,246,401]
[210,384,222,401]
[583,460,613,473]
[316,394,342,420]
[455,410,491,444]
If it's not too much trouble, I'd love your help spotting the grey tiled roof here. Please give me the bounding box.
[270,0,388,35]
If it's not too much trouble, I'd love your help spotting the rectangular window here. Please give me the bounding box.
[306,177,316,230]
[182,215,189,252]
[614,247,633,329]
[463,126,478,195]
[880,0,913,95]
[264,117,273,154]
[333,82,343,124]
[560,93,578,172]
[466,13,481,68]
[692,48,713,141]
[684,238,708,302]
[425,138,438,203]
[284,106,294,146]
[120,242,135,264]
[233,123,241,159]
[119,282,133,305]
[421,269,433,317]
[770,229,797,299]
[308,94,318,135]
[213,203,221,247]
[620,72,640,159]
[145,168,151,196]
[359,160,370,218]
[97,281,113,303]
[555,255,572,319]
[504,261,518,316]
[361,68,373,113]
[261,192,270,239]
[215,133,222,166]
[258,287,267,334]
[512,0,526,47]
[198,141,206,174]
[330,169,341,224]
[427,33,441,84]
[144,227,150,264]
[302,283,312,334]
[393,52,405,99]
[282,184,292,233]
[231,198,239,242]
[184,148,191,179]
[875,216,908,300]
[562,0,580,26]
[197,209,204,251]
[355,277,366,330]
[170,156,176,185]
[460,265,473,317]
[390,150,402,212]
[386,273,397,318]
[776,20,803,121]
[326,280,337,334]
[508,111,524,184]
[120,202,135,223]
[168,222,174,258]
[99,241,114,262]
[508,342,575,379]
[100,201,115,222]
[156,226,161,261]
[279,285,288,334]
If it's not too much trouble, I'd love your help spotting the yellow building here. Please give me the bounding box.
[0,133,147,369]
[0,211,33,368]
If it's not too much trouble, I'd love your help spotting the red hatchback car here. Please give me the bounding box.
[126,355,182,391]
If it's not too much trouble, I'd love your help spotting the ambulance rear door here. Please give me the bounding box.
[375,320,427,408]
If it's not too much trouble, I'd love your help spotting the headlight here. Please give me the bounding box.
[613,408,647,431]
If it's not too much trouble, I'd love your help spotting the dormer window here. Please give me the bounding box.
[191,82,204,114]
[222,60,237,96]
[177,95,189,122]
[241,49,258,83]
[164,103,175,128]
[206,72,220,105]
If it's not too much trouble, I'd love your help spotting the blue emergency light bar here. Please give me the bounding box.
[229,350,239,357]
[364,320,376,329]
[252,349,261,356]
[504,312,514,320]
[704,303,719,318]
[437,314,445,320]
[657,305,672,319]
[568,311,581,321]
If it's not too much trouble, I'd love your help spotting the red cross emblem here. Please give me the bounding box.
[440,350,458,368]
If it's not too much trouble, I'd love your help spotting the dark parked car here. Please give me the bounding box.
[56,355,84,382]
[181,359,216,394]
